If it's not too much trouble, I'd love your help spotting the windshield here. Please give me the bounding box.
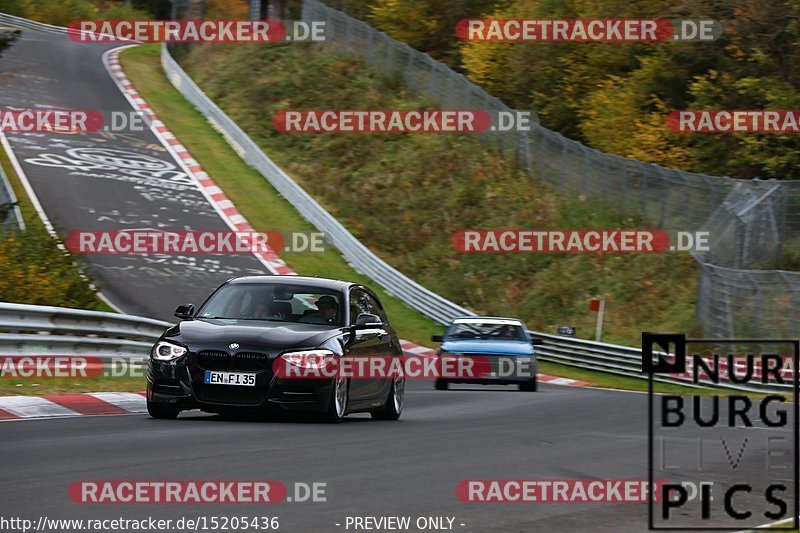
[445,320,526,340]
[197,283,344,326]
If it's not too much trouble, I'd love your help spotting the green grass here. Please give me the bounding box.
[0,45,705,397]
[540,361,721,396]
[0,137,114,312]
[768,519,799,530]
[0,146,121,395]
[119,44,441,347]
[0,376,145,396]
[171,41,701,347]
[115,43,710,396]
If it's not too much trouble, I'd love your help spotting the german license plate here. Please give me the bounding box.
[204,371,256,386]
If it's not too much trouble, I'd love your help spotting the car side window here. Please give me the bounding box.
[349,289,375,324]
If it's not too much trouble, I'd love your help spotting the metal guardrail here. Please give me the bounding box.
[0,302,170,359]
[0,302,169,337]
[162,44,794,393]
[0,12,107,233]
[0,12,112,37]
[531,332,793,394]
[0,25,24,231]
[0,13,70,33]
[162,44,474,326]
[0,301,788,392]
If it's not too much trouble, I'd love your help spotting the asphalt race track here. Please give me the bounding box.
[0,383,656,532]
[0,29,794,533]
[0,31,267,320]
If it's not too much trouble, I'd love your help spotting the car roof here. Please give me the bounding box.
[450,316,525,325]
[226,275,353,292]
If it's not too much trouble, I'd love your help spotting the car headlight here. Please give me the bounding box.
[152,341,188,361]
[280,349,335,369]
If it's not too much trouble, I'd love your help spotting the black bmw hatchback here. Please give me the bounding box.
[146,276,404,422]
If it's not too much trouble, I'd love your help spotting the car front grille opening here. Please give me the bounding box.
[196,350,273,372]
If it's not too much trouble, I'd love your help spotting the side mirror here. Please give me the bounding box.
[531,338,544,346]
[174,304,195,320]
[354,313,382,328]
[431,334,443,343]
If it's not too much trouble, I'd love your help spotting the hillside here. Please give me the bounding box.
[179,41,699,345]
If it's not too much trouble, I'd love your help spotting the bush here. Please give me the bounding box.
[180,42,700,344]
[0,227,104,309]
[21,0,97,26]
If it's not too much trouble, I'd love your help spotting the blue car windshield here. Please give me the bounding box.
[445,321,526,340]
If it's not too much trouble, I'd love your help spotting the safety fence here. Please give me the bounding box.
[299,0,800,340]
[162,43,794,393]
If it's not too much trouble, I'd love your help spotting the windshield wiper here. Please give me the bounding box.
[200,316,291,322]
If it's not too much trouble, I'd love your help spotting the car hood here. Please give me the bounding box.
[166,319,342,355]
[441,339,533,356]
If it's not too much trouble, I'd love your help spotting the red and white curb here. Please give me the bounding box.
[400,340,588,387]
[0,344,585,420]
[0,392,146,421]
[103,46,294,276]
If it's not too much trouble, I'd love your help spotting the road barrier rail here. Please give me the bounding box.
[0,302,169,359]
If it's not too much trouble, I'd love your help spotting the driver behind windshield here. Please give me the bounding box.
[299,295,338,325]
[498,325,521,338]
[253,301,289,320]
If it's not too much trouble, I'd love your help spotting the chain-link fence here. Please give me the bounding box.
[697,262,800,339]
[298,0,800,339]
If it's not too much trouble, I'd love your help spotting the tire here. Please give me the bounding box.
[147,400,180,419]
[434,379,449,390]
[372,376,404,421]
[519,375,538,392]
[323,376,348,423]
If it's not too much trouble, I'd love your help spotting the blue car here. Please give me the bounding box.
[431,317,542,391]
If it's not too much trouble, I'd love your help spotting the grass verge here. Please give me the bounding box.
[0,376,145,396]
[0,140,126,395]
[0,140,113,311]
[175,41,701,347]
[117,43,708,396]
[119,44,441,347]
[539,361,720,396]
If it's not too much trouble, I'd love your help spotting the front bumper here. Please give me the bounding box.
[147,353,335,413]
[440,354,537,383]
